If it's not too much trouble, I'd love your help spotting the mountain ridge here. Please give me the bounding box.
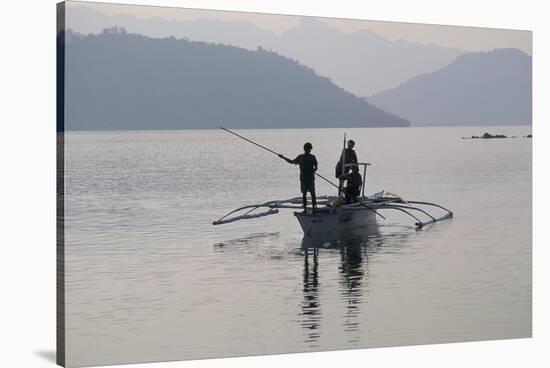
[62,28,409,130]
[66,5,465,96]
[368,48,532,126]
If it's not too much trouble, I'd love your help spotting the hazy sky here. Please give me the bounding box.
[70,1,532,54]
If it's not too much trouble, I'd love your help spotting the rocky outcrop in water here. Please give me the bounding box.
[462,132,532,139]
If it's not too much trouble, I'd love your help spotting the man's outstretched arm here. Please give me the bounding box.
[278,154,296,164]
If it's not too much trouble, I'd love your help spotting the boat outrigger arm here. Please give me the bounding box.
[213,192,453,229]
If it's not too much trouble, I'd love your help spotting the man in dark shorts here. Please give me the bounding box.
[279,142,318,213]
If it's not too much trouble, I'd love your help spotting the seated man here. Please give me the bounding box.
[342,165,362,204]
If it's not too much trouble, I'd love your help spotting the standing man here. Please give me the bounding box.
[279,142,318,213]
[335,139,358,193]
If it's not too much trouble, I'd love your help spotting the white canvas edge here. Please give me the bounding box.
[0,0,547,367]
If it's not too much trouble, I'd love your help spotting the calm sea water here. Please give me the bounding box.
[63,127,532,367]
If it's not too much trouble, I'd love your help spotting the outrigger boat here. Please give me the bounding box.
[213,128,453,236]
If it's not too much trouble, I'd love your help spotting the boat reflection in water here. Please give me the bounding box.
[213,224,414,349]
[299,225,378,348]
[300,245,321,347]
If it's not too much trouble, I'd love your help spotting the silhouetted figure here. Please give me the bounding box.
[342,165,362,204]
[335,140,358,193]
[279,142,318,212]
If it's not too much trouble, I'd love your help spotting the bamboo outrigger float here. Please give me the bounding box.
[213,128,453,235]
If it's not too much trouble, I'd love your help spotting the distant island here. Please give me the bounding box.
[368,48,532,126]
[462,132,532,139]
[61,28,409,131]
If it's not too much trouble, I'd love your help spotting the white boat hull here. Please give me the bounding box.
[294,207,377,235]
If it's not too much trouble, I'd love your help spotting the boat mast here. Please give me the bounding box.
[361,164,367,198]
[339,133,346,196]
